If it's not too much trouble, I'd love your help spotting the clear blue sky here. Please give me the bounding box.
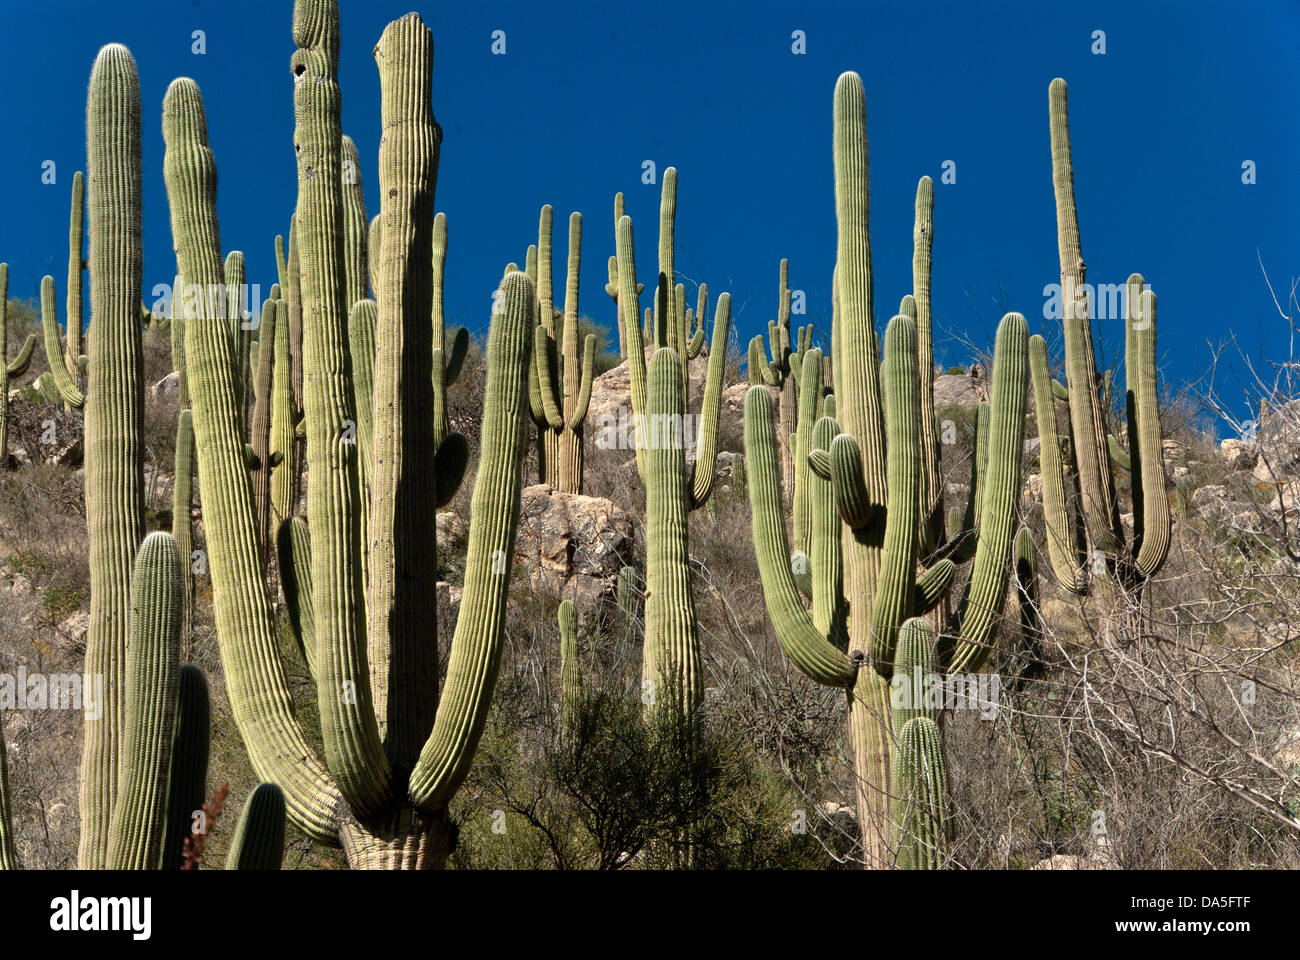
[1,0,1295,428]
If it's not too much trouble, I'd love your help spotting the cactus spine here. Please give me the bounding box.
[79,43,146,869]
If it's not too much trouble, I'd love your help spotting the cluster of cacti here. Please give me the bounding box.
[744,71,1029,866]
[1033,78,1170,608]
[614,165,732,719]
[528,206,596,492]
[142,2,534,869]
[748,259,817,501]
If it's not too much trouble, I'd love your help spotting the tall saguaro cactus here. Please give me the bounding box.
[531,210,596,493]
[79,42,146,870]
[744,72,1027,867]
[1038,78,1170,607]
[162,4,533,869]
[613,173,732,718]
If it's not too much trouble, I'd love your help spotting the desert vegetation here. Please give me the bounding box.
[0,0,1297,874]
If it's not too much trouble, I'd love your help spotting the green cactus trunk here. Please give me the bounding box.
[106,532,182,870]
[172,409,195,652]
[160,664,210,870]
[249,298,277,559]
[79,43,146,870]
[226,783,286,870]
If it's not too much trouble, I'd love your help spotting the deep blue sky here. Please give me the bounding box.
[1,0,1295,428]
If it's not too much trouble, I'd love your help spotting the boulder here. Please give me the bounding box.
[932,373,988,408]
[1219,438,1256,471]
[587,347,710,448]
[152,371,181,405]
[514,485,637,606]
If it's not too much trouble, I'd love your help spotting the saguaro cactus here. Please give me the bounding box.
[744,72,1027,867]
[558,600,580,724]
[79,42,146,870]
[756,259,813,498]
[173,409,195,648]
[0,265,37,465]
[160,664,210,870]
[1038,78,1170,608]
[613,173,731,717]
[530,210,596,493]
[162,7,533,867]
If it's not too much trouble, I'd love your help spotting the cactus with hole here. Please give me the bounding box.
[157,4,533,868]
[744,72,1028,867]
[1036,78,1170,607]
[614,167,731,719]
[0,265,37,465]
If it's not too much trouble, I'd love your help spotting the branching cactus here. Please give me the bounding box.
[1038,78,1170,612]
[161,6,534,868]
[530,210,596,492]
[0,265,37,465]
[613,171,731,718]
[40,275,85,407]
[744,72,1028,867]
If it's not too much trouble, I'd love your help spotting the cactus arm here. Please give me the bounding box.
[430,212,450,447]
[892,617,937,729]
[809,415,846,638]
[1128,284,1169,578]
[172,410,195,648]
[892,716,948,869]
[744,385,856,685]
[363,12,453,788]
[867,315,921,677]
[106,532,182,870]
[163,75,342,844]
[340,134,368,312]
[688,292,732,510]
[250,308,276,552]
[944,313,1030,673]
[278,517,317,678]
[78,45,147,868]
[558,211,586,492]
[293,0,391,817]
[747,335,764,385]
[223,251,249,435]
[64,170,85,381]
[160,665,209,870]
[913,560,956,615]
[568,334,596,431]
[830,433,873,530]
[275,234,288,292]
[615,215,648,478]
[1051,78,1121,556]
[5,335,35,378]
[792,346,823,552]
[269,299,295,531]
[408,271,532,812]
[226,783,286,870]
[808,446,831,481]
[913,177,944,555]
[348,299,376,490]
[1029,335,1086,593]
[40,277,85,407]
[433,432,469,508]
[1013,526,1042,681]
[1107,434,1130,471]
[444,326,468,387]
[1051,379,1069,402]
[366,215,382,296]
[533,325,565,429]
[656,168,678,353]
